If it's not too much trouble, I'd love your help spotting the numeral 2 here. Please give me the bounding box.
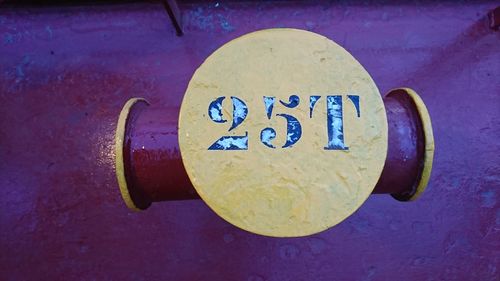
[207,96,249,150]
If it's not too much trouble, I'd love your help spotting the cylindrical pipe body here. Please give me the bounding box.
[123,101,199,209]
[373,89,426,199]
[119,89,430,208]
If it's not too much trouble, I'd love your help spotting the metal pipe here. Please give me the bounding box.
[115,88,434,210]
[373,88,434,201]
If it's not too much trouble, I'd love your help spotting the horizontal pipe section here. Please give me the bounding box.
[118,100,199,210]
[117,89,433,210]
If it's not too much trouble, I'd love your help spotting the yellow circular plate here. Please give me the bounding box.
[179,28,387,237]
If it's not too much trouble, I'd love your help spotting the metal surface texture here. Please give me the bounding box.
[178,28,389,237]
[1,1,499,280]
[117,87,433,208]
[117,29,432,237]
[488,6,500,30]
[117,99,198,210]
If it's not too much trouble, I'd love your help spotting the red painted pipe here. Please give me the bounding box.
[372,89,432,201]
[116,88,433,210]
[118,100,199,210]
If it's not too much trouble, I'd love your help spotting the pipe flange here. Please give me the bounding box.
[390,88,435,201]
[115,98,151,211]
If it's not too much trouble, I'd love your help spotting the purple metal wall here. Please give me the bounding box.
[1,1,499,280]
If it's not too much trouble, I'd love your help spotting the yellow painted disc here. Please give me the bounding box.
[179,28,387,237]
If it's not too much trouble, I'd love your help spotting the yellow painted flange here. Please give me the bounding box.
[391,88,435,201]
[179,29,388,237]
[115,97,149,211]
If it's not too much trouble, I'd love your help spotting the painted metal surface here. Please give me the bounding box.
[1,1,499,280]
[488,6,500,30]
[178,28,388,237]
[116,87,433,214]
[163,0,184,36]
[116,98,198,210]
[372,88,434,201]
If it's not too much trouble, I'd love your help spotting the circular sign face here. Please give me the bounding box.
[179,29,387,237]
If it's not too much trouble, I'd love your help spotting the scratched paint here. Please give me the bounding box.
[263,96,275,119]
[309,95,321,118]
[208,96,226,123]
[276,113,302,148]
[179,29,388,237]
[208,96,249,150]
[230,96,248,131]
[0,1,498,280]
[260,127,277,148]
[279,94,300,108]
[325,95,347,150]
[208,134,249,150]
